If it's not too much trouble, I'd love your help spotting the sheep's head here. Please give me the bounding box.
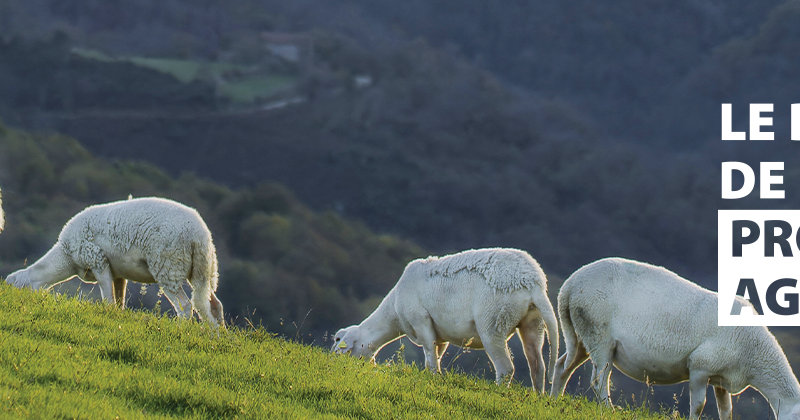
[333,326,378,360]
[5,267,52,290]
[332,325,363,355]
[5,269,32,289]
[332,326,358,354]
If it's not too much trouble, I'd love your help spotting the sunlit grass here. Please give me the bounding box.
[0,283,678,419]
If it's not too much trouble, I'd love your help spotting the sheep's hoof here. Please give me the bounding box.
[496,374,514,387]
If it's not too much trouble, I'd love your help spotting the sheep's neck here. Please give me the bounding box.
[29,243,76,285]
[360,294,403,353]
[746,333,800,411]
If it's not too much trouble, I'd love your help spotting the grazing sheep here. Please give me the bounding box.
[332,248,559,391]
[551,257,800,420]
[5,197,224,328]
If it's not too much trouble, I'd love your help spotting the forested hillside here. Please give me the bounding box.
[0,32,719,284]
[3,1,797,284]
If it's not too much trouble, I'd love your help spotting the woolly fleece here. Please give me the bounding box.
[415,247,546,293]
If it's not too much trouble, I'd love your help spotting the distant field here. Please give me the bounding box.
[218,75,297,104]
[127,57,240,83]
[0,283,677,419]
[71,48,297,103]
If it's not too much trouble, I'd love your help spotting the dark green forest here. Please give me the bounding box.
[1,1,800,417]
[0,27,720,284]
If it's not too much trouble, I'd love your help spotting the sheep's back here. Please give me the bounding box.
[563,257,721,357]
[408,248,546,294]
[58,197,212,276]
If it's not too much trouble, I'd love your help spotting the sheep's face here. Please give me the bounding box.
[332,326,376,359]
[332,326,360,355]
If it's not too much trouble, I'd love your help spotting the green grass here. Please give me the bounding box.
[0,283,678,419]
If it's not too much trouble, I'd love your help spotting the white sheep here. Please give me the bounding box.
[5,197,224,328]
[551,257,800,420]
[332,248,559,391]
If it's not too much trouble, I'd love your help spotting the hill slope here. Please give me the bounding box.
[0,283,674,419]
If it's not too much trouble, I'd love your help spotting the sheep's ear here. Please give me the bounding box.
[332,329,352,353]
[332,325,361,353]
[341,337,356,353]
[336,337,355,354]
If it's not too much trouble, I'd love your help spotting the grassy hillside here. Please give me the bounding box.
[0,283,676,419]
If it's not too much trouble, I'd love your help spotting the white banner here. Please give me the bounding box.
[719,210,800,326]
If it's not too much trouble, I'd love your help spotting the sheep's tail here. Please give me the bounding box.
[551,282,577,395]
[532,286,559,385]
[190,235,222,328]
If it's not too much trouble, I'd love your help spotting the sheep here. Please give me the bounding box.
[332,247,559,391]
[550,257,800,420]
[5,197,224,328]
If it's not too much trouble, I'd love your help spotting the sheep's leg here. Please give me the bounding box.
[113,278,127,308]
[409,315,441,373]
[551,341,590,397]
[94,267,116,305]
[714,386,732,420]
[687,370,710,420]
[589,361,615,404]
[436,342,448,358]
[421,338,442,373]
[517,317,547,393]
[480,332,515,386]
[589,346,615,406]
[209,290,224,327]
[161,284,193,319]
[436,342,449,363]
[421,344,439,373]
